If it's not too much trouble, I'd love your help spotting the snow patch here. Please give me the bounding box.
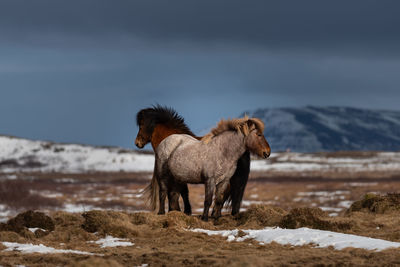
[89,235,134,248]
[1,242,99,255]
[28,228,46,233]
[62,203,97,213]
[338,200,353,208]
[191,227,400,251]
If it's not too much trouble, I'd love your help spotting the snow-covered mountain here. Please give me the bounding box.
[0,135,154,173]
[243,106,400,152]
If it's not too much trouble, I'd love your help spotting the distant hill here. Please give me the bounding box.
[242,106,400,152]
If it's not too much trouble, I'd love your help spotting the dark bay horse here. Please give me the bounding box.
[135,106,195,215]
[135,105,252,215]
[154,117,271,221]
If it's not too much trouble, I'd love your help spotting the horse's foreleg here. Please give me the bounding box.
[201,178,215,221]
[181,184,192,215]
[211,184,230,217]
[213,181,230,219]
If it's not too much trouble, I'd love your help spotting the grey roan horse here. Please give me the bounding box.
[150,117,271,221]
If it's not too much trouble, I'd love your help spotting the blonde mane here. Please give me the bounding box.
[201,116,265,144]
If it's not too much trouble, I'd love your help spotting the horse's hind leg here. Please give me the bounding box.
[213,181,230,219]
[180,184,192,215]
[157,178,168,215]
[168,183,181,212]
[201,178,215,221]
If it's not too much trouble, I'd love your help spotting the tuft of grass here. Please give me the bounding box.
[280,207,353,231]
[347,193,400,214]
[0,210,55,239]
[237,205,287,228]
[82,210,139,238]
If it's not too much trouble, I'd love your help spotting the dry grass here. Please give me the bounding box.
[348,193,400,214]
[0,198,399,266]
[0,169,399,266]
[280,207,353,231]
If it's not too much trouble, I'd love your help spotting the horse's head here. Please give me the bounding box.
[135,125,152,148]
[135,105,195,149]
[244,120,271,159]
[135,109,155,148]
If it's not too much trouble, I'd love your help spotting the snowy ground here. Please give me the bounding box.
[88,236,134,248]
[251,152,400,173]
[0,135,153,173]
[1,242,98,255]
[1,135,400,174]
[1,234,133,255]
[192,227,400,251]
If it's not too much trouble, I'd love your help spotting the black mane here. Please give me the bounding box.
[136,105,195,136]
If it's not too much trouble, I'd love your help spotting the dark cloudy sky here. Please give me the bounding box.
[1,0,400,148]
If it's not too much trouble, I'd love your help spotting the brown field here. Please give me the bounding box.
[0,170,400,266]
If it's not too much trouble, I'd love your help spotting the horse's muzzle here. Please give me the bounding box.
[263,151,270,158]
[135,140,144,148]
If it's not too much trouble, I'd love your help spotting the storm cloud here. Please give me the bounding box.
[1,1,400,51]
[1,1,399,148]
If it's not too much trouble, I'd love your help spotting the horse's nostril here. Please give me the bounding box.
[263,151,270,158]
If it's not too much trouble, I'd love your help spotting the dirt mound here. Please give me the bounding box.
[237,205,286,228]
[280,207,352,231]
[159,211,210,230]
[347,193,400,214]
[0,210,54,238]
[82,210,213,237]
[82,210,139,238]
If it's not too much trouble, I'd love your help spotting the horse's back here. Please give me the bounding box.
[157,134,197,154]
[156,134,198,167]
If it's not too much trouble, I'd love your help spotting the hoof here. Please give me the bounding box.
[184,207,192,215]
[157,211,165,215]
[212,214,221,220]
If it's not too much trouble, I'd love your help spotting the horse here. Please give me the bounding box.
[153,117,271,221]
[135,105,252,216]
[135,106,195,215]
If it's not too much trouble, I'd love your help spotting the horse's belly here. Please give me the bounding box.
[168,157,203,184]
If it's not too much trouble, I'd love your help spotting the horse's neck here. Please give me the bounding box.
[210,131,246,162]
[151,124,196,150]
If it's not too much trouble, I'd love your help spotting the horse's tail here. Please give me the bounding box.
[143,167,159,211]
[224,194,233,208]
